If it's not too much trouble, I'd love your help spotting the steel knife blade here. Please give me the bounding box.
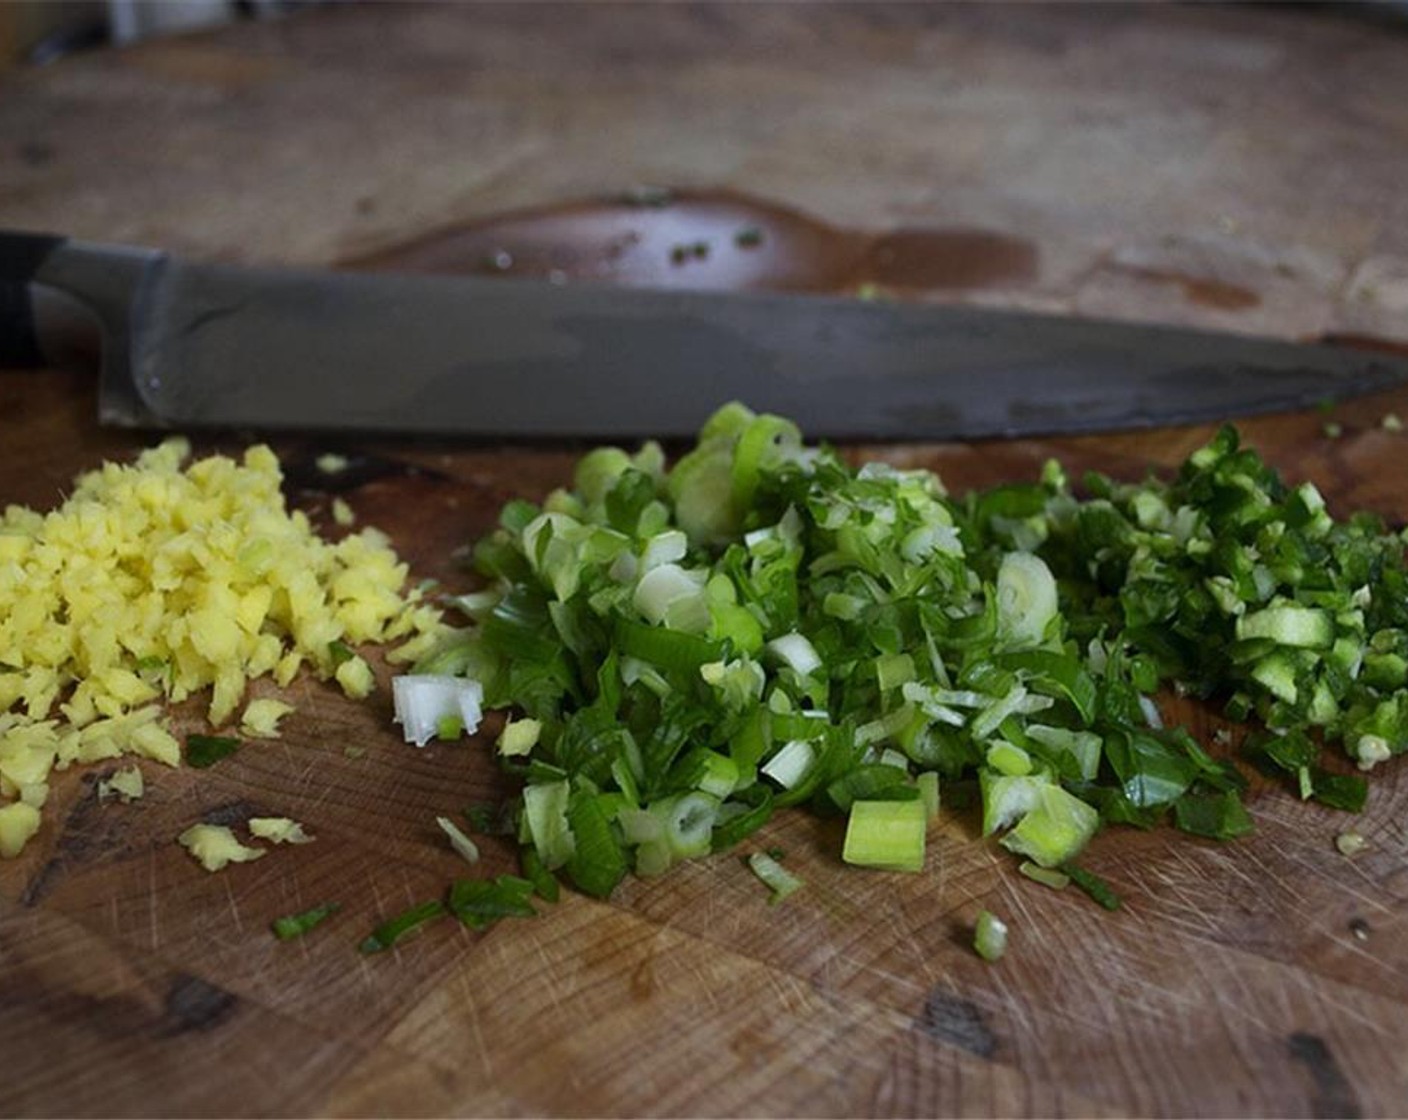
[4,230,1406,440]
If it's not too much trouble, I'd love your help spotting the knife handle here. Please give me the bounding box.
[0,231,66,368]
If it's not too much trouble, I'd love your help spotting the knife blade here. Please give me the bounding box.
[4,229,1406,440]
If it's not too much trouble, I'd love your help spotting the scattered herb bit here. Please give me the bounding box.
[186,734,241,769]
[436,815,481,864]
[358,900,447,954]
[1335,830,1368,856]
[272,902,340,941]
[464,801,516,836]
[974,909,1008,962]
[446,875,538,930]
[734,226,764,248]
[1018,861,1070,890]
[1323,420,1344,439]
[747,850,805,904]
[1061,864,1122,911]
[765,846,787,861]
[329,639,356,667]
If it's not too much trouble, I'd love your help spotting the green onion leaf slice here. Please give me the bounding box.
[271,902,340,941]
[186,734,241,769]
[358,900,447,953]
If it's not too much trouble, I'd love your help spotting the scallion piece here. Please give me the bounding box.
[358,900,447,954]
[436,815,481,864]
[974,909,1008,962]
[842,799,927,872]
[447,875,537,930]
[1061,863,1122,911]
[271,902,340,941]
[1018,861,1070,890]
[917,771,941,821]
[186,734,240,769]
[747,851,805,904]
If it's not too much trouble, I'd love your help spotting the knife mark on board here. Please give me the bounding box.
[914,986,998,1060]
[159,973,240,1037]
[1287,1032,1361,1119]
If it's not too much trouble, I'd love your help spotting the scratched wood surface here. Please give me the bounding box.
[3,4,1408,1117]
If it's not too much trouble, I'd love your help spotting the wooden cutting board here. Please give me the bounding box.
[4,5,1408,1116]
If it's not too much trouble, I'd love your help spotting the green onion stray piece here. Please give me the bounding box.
[974,909,1009,962]
[747,851,805,904]
[1060,863,1122,911]
[186,734,241,769]
[447,875,539,930]
[271,902,341,941]
[358,900,447,954]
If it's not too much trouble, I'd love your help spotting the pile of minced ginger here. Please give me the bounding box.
[0,438,445,860]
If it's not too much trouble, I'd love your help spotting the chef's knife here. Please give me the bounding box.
[3,229,1406,440]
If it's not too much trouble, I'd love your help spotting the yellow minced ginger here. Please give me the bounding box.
[0,438,444,858]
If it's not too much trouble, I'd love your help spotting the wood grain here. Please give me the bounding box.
[3,4,1408,1116]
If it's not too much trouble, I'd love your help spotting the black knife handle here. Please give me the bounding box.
[0,231,65,368]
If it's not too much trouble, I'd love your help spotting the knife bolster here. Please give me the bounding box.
[0,231,64,369]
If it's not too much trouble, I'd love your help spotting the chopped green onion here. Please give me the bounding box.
[498,717,542,757]
[747,851,805,904]
[436,816,481,864]
[842,799,927,872]
[1061,863,1122,911]
[271,902,340,941]
[358,900,446,953]
[996,552,1058,648]
[186,734,240,769]
[1018,861,1070,890]
[917,771,940,821]
[447,875,537,930]
[414,404,1408,922]
[766,633,822,677]
[464,802,514,836]
[519,845,561,902]
[655,792,721,859]
[973,909,1008,961]
[761,739,815,790]
[391,675,483,747]
[523,780,575,870]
